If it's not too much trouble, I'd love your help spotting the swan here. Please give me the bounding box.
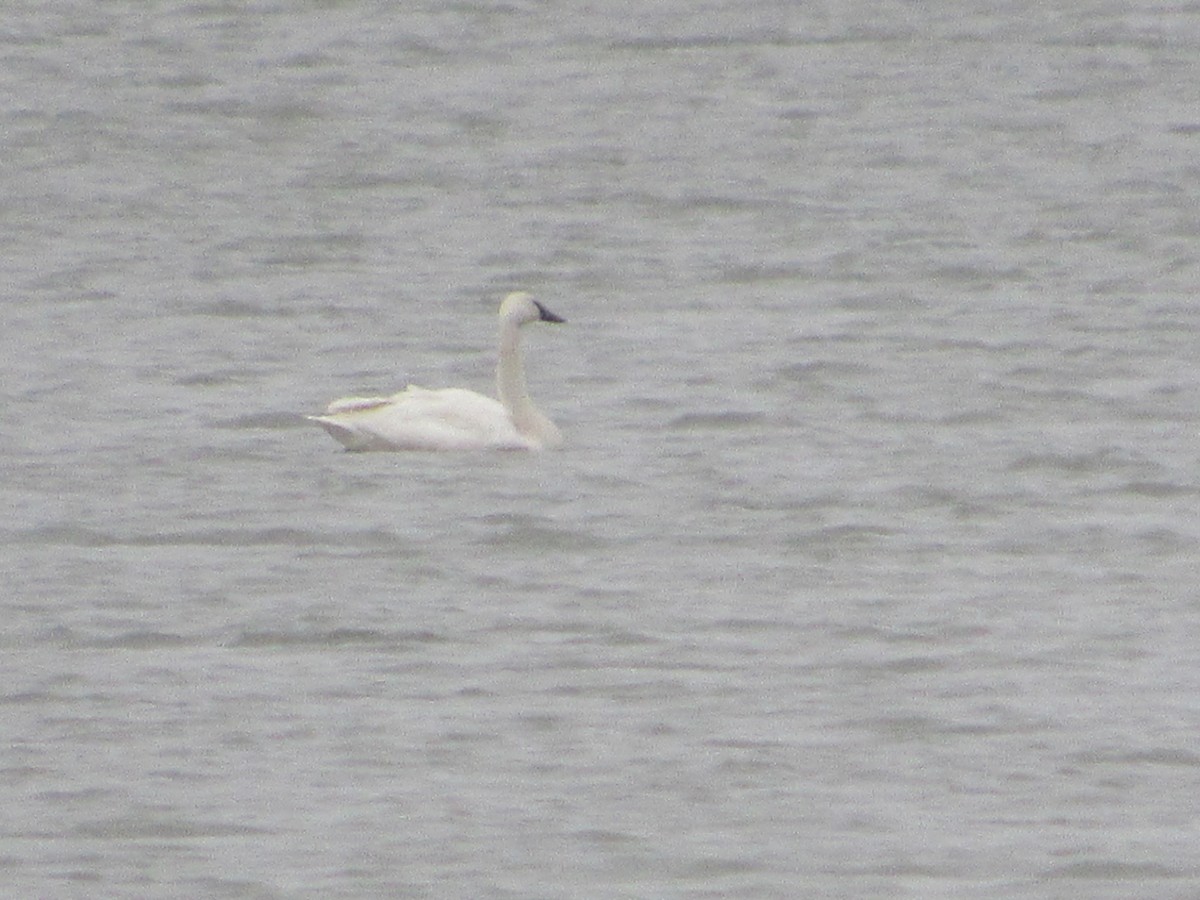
[308,292,566,451]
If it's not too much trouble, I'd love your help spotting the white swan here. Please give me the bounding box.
[308,292,566,451]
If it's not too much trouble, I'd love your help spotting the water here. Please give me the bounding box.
[3,2,1200,897]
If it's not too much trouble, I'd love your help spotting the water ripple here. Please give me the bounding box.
[15,524,413,551]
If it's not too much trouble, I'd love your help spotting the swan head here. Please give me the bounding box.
[499,291,566,326]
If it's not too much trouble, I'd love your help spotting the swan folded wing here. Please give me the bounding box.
[309,387,535,451]
[322,395,395,415]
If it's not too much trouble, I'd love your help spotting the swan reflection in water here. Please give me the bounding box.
[308,292,566,451]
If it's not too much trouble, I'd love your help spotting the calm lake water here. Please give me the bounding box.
[4,2,1200,898]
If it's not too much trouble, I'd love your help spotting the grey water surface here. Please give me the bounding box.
[4,2,1200,898]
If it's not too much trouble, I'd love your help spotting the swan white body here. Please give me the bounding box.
[309,292,565,451]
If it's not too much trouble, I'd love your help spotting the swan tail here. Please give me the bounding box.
[306,415,378,451]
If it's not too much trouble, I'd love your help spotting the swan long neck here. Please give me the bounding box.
[496,317,560,446]
[496,319,531,418]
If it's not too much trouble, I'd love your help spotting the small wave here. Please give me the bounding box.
[719,262,811,284]
[668,410,767,430]
[71,816,268,840]
[1043,860,1190,880]
[482,619,660,649]
[18,525,412,551]
[85,631,192,650]
[784,523,895,549]
[187,298,281,318]
[570,828,639,848]
[1134,527,1195,552]
[870,655,949,675]
[860,407,1003,426]
[228,628,443,649]
[474,513,606,552]
[212,411,309,430]
[1117,480,1198,499]
[174,368,262,387]
[772,359,876,387]
[695,616,808,635]
[1007,449,1153,476]
[1068,747,1200,768]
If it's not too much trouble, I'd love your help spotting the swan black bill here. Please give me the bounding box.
[533,300,565,324]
